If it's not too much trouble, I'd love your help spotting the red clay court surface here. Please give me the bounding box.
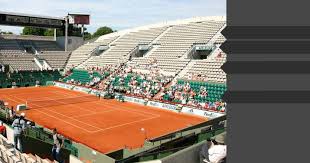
[0,86,207,154]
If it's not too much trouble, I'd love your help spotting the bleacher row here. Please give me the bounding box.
[0,134,57,163]
[66,36,119,68]
[183,52,227,83]
[82,27,167,68]
[64,18,225,76]
[36,51,71,69]
[0,55,39,71]
[0,36,69,70]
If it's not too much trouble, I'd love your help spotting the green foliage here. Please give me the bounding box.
[22,27,47,36]
[22,27,63,36]
[43,29,55,36]
[20,26,114,39]
[83,32,92,40]
[0,29,13,34]
[92,26,114,38]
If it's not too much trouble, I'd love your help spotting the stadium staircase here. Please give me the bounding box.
[180,45,196,59]
[140,26,173,58]
[152,59,198,99]
[176,46,224,80]
[74,47,99,69]
[174,60,197,80]
[77,36,121,69]
[141,45,159,58]
[153,79,175,100]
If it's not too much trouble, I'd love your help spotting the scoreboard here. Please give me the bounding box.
[0,12,64,28]
[0,12,90,29]
[29,17,63,26]
[68,14,90,25]
[6,15,29,24]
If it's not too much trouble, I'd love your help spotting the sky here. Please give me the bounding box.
[0,0,226,34]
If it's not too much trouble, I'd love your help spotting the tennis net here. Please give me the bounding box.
[26,95,100,109]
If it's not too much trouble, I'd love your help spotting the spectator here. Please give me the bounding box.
[107,65,173,99]
[12,112,26,152]
[52,128,65,163]
[200,138,212,163]
[5,107,10,122]
[10,106,16,119]
[204,132,227,163]
[0,121,6,137]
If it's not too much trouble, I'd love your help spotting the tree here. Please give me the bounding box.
[92,26,114,38]
[22,27,47,36]
[0,28,13,34]
[0,31,13,34]
[83,32,92,40]
[44,29,55,36]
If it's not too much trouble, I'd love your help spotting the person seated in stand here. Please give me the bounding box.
[204,102,210,110]
[200,138,212,163]
[10,107,16,120]
[204,132,227,163]
[0,121,6,138]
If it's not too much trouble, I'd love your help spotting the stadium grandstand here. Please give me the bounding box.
[0,14,227,163]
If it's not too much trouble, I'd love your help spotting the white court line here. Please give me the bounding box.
[50,91,161,118]
[52,87,161,118]
[89,115,161,133]
[38,101,161,133]
[31,109,96,133]
[71,109,116,118]
[4,95,95,133]
[91,100,160,117]
[10,95,102,131]
[6,92,163,134]
[46,91,98,114]
[52,87,161,117]
[37,98,162,133]
[53,90,81,97]
[32,107,102,131]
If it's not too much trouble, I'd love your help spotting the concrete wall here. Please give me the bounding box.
[3,123,14,145]
[161,141,205,163]
[70,155,84,163]
[56,36,84,51]
[140,160,162,163]
[73,142,115,163]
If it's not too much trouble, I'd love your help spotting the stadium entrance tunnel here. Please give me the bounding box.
[94,45,109,56]
[130,44,151,59]
[187,44,216,60]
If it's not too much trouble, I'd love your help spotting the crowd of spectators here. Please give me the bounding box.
[64,65,114,88]
[85,65,117,74]
[100,64,174,98]
[159,82,226,112]
[63,61,226,112]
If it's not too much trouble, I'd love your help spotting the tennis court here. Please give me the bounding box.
[0,86,206,154]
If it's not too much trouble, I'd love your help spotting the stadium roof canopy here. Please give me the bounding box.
[0,11,65,28]
[0,11,64,20]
